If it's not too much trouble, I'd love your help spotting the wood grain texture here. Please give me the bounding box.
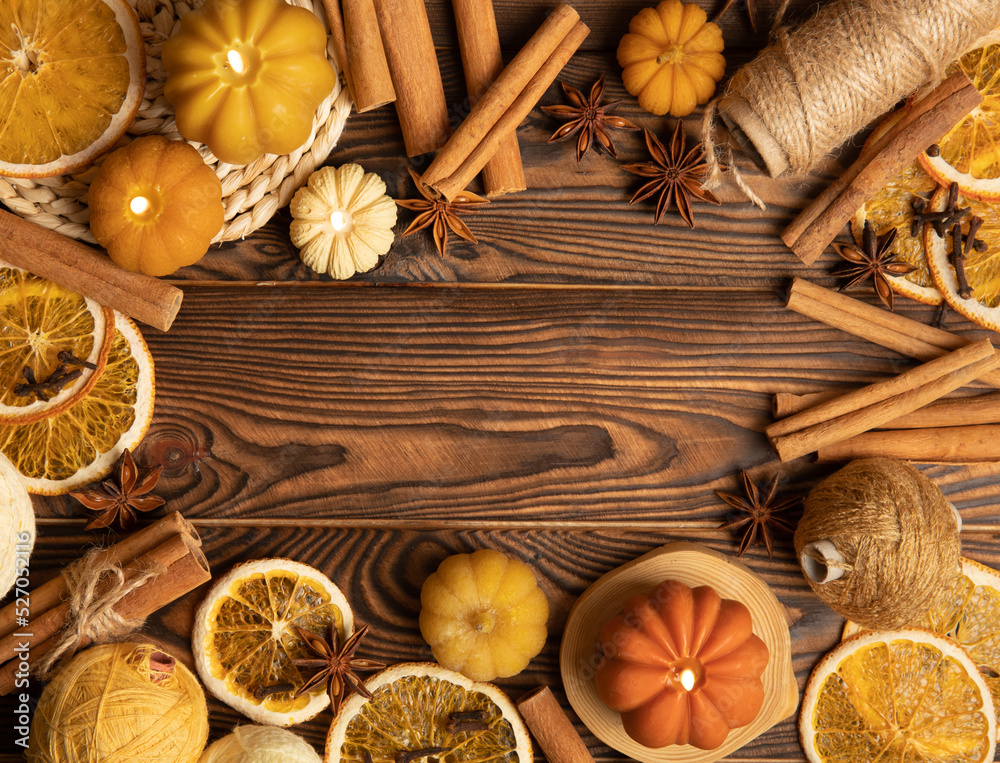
[18,285,1000,526]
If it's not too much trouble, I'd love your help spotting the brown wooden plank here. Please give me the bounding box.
[172,50,846,287]
[25,285,1000,525]
[426,0,819,52]
[8,525,1000,760]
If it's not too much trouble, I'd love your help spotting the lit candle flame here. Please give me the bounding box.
[130,196,150,215]
[330,210,350,232]
[227,49,247,75]
[680,668,696,692]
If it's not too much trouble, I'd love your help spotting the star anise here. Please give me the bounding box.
[71,449,165,531]
[622,122,721,228]
[830,220,917,310]
[541,76,639,162]
[396,169,489,257]
[293,622,385,717]
[716,470,799,558]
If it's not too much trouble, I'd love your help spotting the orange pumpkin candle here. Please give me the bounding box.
[162,0,337,165]
[89,136,224,277]
[594,579,769,750]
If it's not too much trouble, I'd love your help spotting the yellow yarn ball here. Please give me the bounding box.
[27,643,209,763]
[199,726,322,763]
[0,452,34,598]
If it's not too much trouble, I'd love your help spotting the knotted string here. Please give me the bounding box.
[36,548,164,680]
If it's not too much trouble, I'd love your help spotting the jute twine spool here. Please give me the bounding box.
[0,453,33,599]
[711,0,1000,181]
[199,726,322,763]
[793,458,961,630]
[27,643,209,763]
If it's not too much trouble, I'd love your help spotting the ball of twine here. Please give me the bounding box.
[793,458,961,629]
[27,643,208,763]
[0,453,33,598]
[716,0,1000,178]
[199,726,322,763]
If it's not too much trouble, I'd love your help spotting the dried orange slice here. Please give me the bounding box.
[193,559,353,727]
[0,0,146,178]
[919,45,1000,202]
[800,629,996,762]
[0,265,113,424]
[844,558,1000,720]
[326,662,533,762]
[923,185,1000,331]
[0,312,154,494]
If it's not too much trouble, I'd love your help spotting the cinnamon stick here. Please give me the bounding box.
[0,210,183,332]
[421,6,589,201]
[452,0,526,197]
[0,543,210,695]
[0,534,196,666]
[781,71,983,265]
[775,390,1000,429]
[785,278,1000,388]
[342,0,396,112]
[0,512,199,640]
[768,340,999,462]
[516,686,595,763]
[817,425,1000,463]
[320,0,357,104]
[372,0,450,156]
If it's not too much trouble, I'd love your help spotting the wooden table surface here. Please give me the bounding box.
[7,0,1000,759]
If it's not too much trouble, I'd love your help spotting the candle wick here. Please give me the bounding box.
[330,210,350,232]
[227,49,247,75]
[680,668,696,691]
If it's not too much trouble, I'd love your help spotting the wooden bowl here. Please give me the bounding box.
[560,541,799,763]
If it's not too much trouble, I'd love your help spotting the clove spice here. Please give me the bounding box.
[911,182,969,238]
[951,222,973,299]
[446,708,491,733]
[394,747,451,763]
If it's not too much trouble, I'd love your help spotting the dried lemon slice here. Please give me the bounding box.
[919,45,1000,202]
[800,628,996,762]
[844,558,1000,720]
[193,559,353,727]
[326,662,532,762]
[0,0,146,178]
[0,265,113,423]
[0,312,154,494]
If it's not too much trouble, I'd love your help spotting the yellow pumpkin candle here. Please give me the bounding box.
[89,136,224,276]
[617,0,726,117]
[419,549,549,682]
[595,579,769,750]
[162,0,337,165]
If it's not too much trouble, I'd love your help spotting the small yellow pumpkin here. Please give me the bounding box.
[617,0,726,117]
[419,549,549,682]
[89,136,224,277]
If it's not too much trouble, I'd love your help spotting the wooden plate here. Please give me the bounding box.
[559,541,799,763]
